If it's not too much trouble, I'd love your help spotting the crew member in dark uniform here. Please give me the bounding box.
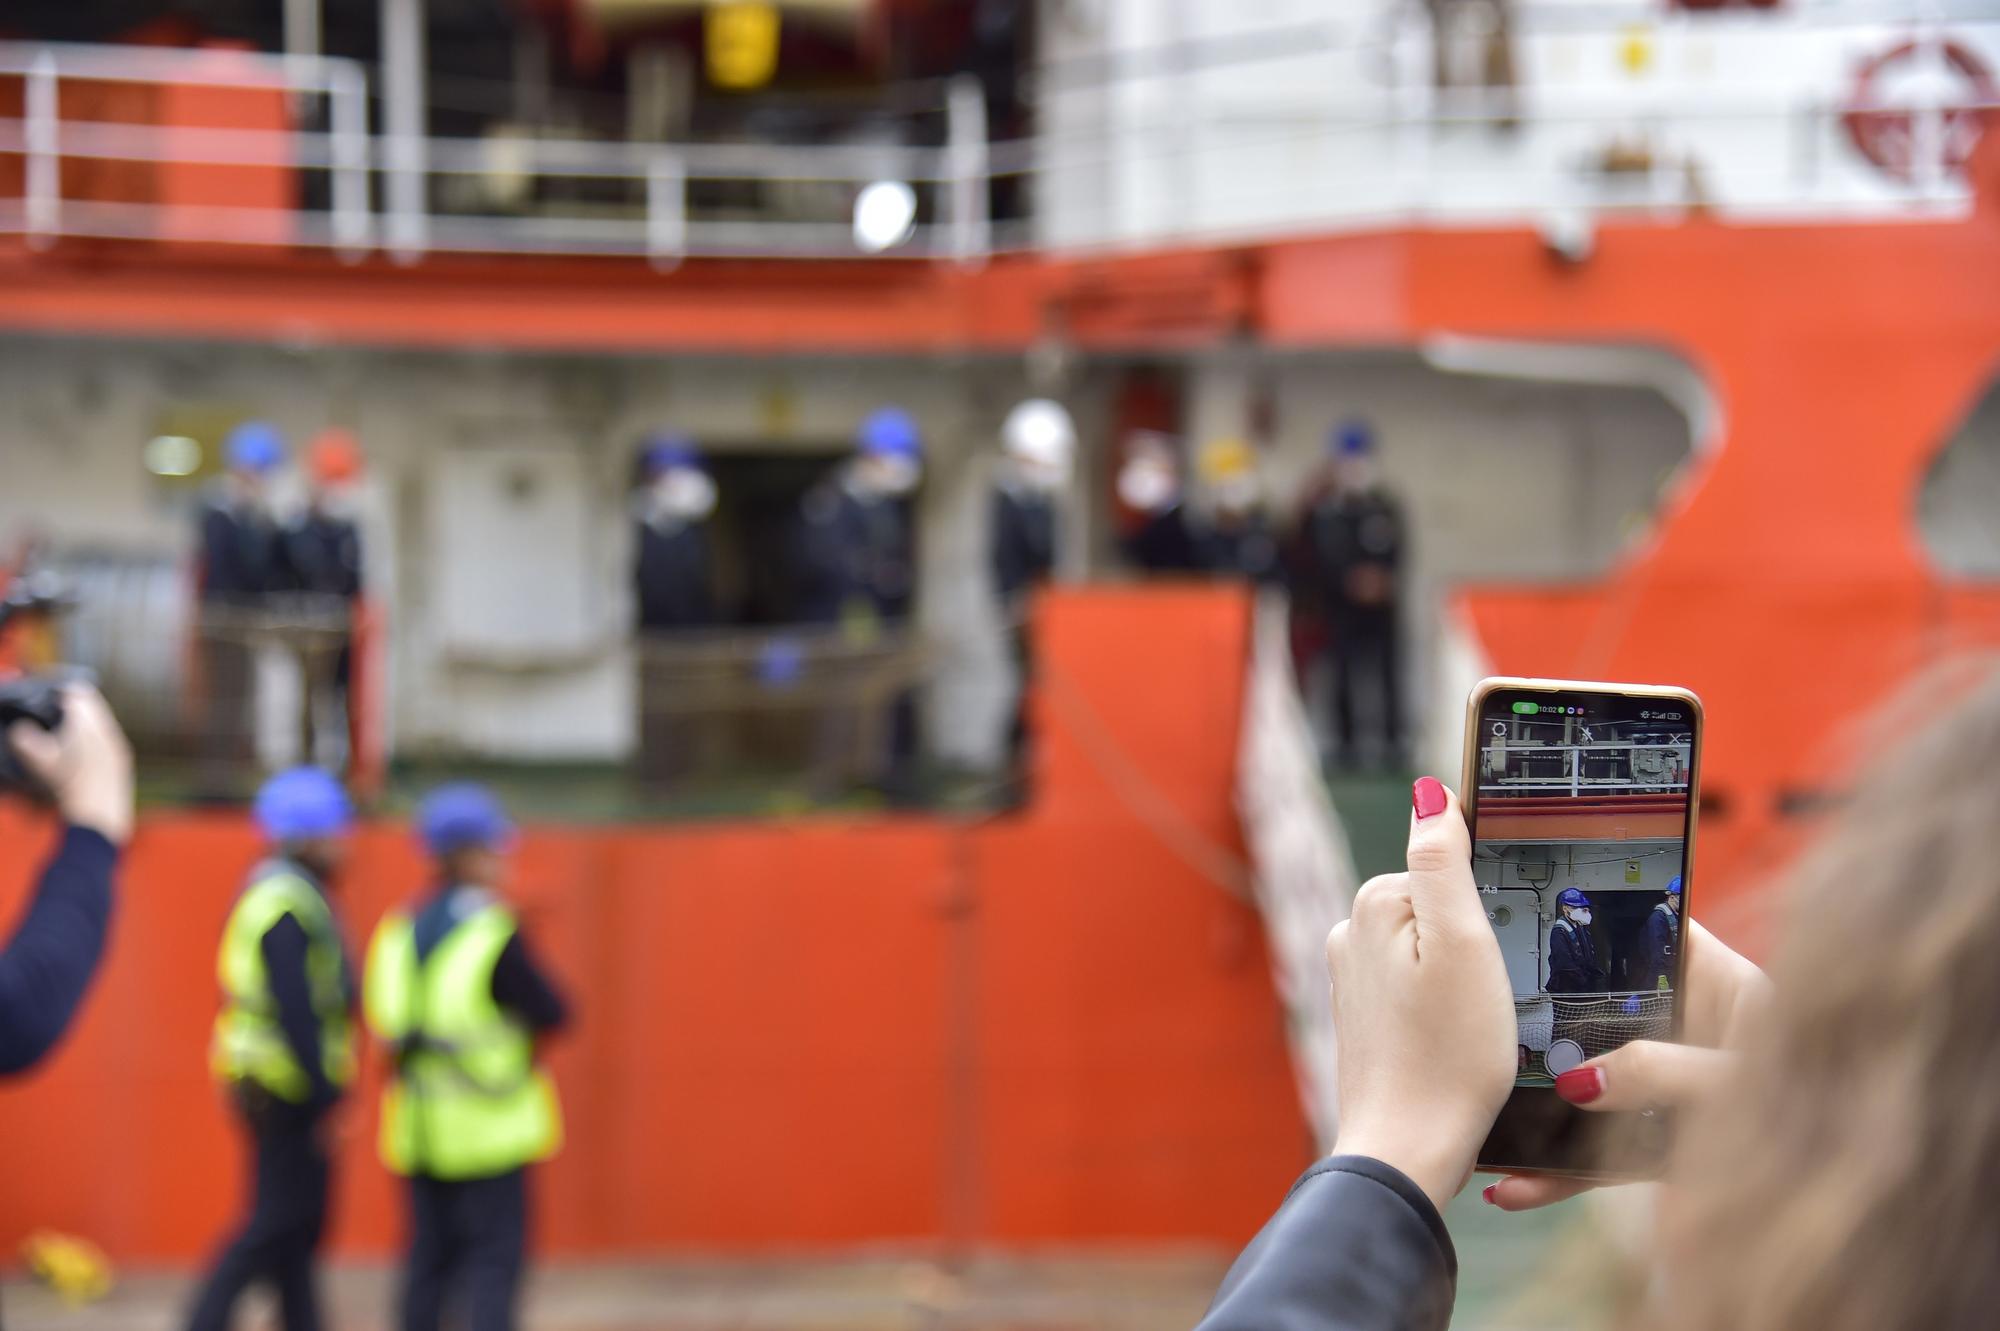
[632,435,719,791]
[1545,885,1606,1071]
[279,430,366,773]
[633,435,718,633]
[1296,421,1407,767]
[991,399,1074,787]
[793,409,921,630]
[1118,431,1201,573]
[1636,875,1682,993]
[1546,887,1606,994]
[792,408,924,797]
[1193,437,1282,584]
[198,421,286,796]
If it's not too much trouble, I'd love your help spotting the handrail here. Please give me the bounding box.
[1481,740,1692,797]
[0,34,1990,263]
[1027,1,2000,91]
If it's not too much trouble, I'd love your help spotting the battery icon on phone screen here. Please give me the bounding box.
[1511,701,1539,715]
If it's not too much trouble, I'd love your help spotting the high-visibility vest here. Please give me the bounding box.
[363,895,562,1179]
[211,864,355,1102]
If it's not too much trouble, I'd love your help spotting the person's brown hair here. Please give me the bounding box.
[1658,664,2000,1329]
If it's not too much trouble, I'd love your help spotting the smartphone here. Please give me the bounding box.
[1462,677,1702,1178]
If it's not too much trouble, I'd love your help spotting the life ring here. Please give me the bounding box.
[1842,39,1999,184]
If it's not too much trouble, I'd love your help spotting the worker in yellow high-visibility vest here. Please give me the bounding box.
[364,783,568,1331]
[188,767,356,1331]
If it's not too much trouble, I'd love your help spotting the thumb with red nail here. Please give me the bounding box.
[1325,778,1515,1212]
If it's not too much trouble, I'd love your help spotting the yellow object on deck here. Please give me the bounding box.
[23,1230,113,1305]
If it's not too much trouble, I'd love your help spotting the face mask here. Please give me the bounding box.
[1212,475,1261,513]
[1335,457,1379,494]
[1572,908,1593,927]
[864,455,920,497]
[1118,459,1177,513]
[1014,457,1068,495]
[229,473,269,507]
[654,468,717,521]
[314,485,360,520]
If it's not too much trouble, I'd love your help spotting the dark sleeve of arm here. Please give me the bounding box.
[1197,1156,1457,1331]
[791,512,834,621]
[1545,929,1573,992]
[490,932,570,1034]
[262,915,338,1110]
[1029,503,1058,582]
[269,525,302,595]
[198,506,229,597]
[0,827,118,1076]
[990,493,1022,601]
[692,530,716,623]
[988,492,1009,585]
[338,524,364,599]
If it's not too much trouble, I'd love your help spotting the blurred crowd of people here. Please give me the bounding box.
[633,398,1075,802]
[639,404,1413,777]
[182,400,1408,803]
[195,424,367,792]
[1118,421,1409,769]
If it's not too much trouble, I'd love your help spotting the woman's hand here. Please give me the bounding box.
[1327,777,1516,1213]
[1483,917,1770,1211]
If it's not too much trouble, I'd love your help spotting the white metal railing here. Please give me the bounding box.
[0,29,1992,263]
[0,42,993,265]
[1480,741,1692,797]
[0,42,372,256]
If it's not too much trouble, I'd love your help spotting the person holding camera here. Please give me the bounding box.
[0,684,131,1076]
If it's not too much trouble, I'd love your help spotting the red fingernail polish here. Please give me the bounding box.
[1412,777,1447,820]
[1481,1183,1499,1205]
[1555,1067,1605,1105]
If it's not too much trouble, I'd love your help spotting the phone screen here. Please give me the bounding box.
[1467,681,1699,1176]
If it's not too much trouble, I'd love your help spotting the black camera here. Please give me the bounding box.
[0,573,77,798]
[0,677,65,797]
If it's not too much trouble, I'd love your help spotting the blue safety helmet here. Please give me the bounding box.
[224,421,286,474]
[1332,419,1374,457]
[1556,887,1592,909]
[254,767,353,843]
[1666,876,1683,897]
[418,782,516,858]
[856,407,921,461]
[642,432,701,476]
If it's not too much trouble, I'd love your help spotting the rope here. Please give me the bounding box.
[1038,661,1256,904]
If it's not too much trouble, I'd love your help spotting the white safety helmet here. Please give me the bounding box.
[1002,398,1077,474]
